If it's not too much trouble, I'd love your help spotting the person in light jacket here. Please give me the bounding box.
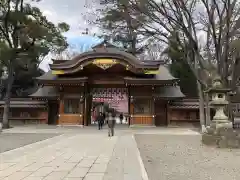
[107,112,116,136]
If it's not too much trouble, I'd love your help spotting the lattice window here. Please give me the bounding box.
[64,99,80,114]
[133,98,152,114]
[20,112,30,117]
[185,112,191,120]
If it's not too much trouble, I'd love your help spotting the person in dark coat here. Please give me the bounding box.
[103,112,106,124]
[119,113,123,124]
[97,112,104,130]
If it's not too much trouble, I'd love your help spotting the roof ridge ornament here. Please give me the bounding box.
[92,58,118,70]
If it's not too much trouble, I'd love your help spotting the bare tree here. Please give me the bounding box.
[54,50,80,60]
[129,0,240,128]
[144,43,165,61]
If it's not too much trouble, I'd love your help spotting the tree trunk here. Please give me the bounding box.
[2,66,14,129]
[197,81,206,130]
[205,92,211,126]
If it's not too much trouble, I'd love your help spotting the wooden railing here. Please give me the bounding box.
[130,115,153,125]
[58,114,83,125]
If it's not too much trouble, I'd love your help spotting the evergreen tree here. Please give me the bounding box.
[163,35,198,97]
[0,0,69,128]
[91,0,151,55]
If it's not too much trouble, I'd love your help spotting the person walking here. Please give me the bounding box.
[119,113,123,124]
[103,112,106,124]
[97,112,104,130]
[107,112,116,136]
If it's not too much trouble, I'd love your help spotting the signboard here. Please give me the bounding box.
[92,59,118,69]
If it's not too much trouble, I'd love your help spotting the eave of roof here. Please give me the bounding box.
[124,77,176,85]
[169,99,214,108]
[29,86,59,98]
[36,71,88,84]
[154,86,185,99]
[0,99,47,108]
[124,66,178,84]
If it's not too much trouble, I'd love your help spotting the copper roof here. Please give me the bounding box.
[0,99,46,108]
[30,86,58,98]
[36,65,177,84]
[169,99,214,109]
[170,100,199,109]
[124,66,178,84]
[154,86,185,99]
[37,71,57,80]
[36,71,88,84]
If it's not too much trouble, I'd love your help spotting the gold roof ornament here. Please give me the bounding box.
[92,59,118,70]
[52,70,65,75]
[144,70,159,74]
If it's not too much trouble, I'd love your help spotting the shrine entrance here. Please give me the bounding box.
[89,87,129,125]
[32,45,184,126]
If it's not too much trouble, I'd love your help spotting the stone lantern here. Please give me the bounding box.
[202,77,240,148]
[209,79,232,127]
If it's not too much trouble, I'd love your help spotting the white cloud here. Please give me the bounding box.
[30,0,93,36]
[42,10,53,17]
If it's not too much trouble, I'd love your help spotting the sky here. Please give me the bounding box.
[30,0,98,37]
[30,0,101,71]
[29,0,207,71]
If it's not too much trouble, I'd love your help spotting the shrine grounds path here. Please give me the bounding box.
[0,125,240,180]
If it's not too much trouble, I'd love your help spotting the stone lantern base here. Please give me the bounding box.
[202,122,240,148]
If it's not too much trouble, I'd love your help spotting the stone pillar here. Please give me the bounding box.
[205,93,211,126]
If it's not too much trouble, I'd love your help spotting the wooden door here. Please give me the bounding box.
[48,100,59,125]
[154,100,167,126]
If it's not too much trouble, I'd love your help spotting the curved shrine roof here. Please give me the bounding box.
[124,66,178,84]
[36,48,178,85]
[50,47,163,73]
[30,85,184,99]
[30,86,59,99]
[36,65,178,84]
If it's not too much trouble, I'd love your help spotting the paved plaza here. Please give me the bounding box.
[1,125,238,180]
[0,125,149,180]
[0,133,60,153]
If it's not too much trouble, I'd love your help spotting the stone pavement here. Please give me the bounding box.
[0,126,199,180]
[0,133,60,153]
[0,126,150,180]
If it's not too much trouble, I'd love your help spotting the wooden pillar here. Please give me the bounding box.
[152,86,156,126]
[87,93,92,125]
[152,97,155,126]
[128,85,131,126]
[58,97,64,124]
[166,101,170,125]
[83,83,88,126]
[59,100,64,113]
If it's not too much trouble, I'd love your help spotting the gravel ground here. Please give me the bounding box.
[0,133,61,153]
[135,134,240,180]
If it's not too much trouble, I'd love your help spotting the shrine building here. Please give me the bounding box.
[30,44,187,126]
